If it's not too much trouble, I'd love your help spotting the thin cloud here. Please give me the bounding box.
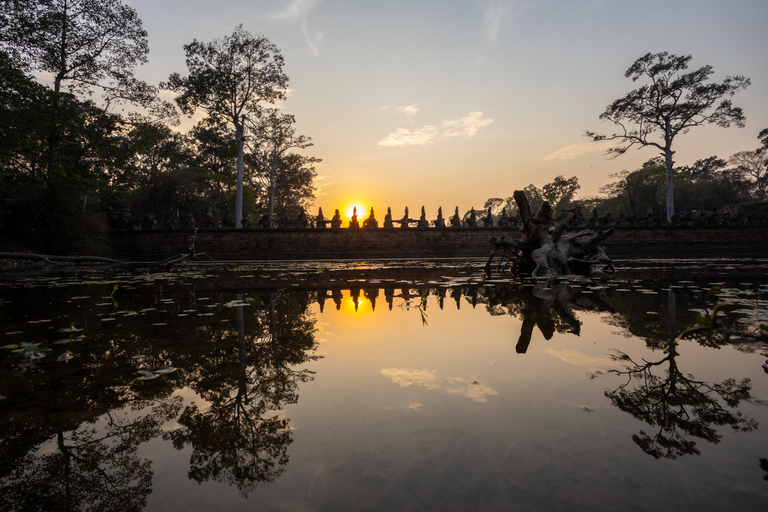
[377,126,439,147]
[313,175,330,198]
[270,0,321,20]
[269,0,323,55]
[442,111,494,138]
[301,20,322,56]
[545,349,614,371]
[542,141,608,161]
[483,0,512,46]
[379,111,493,147]
[477,0,540,64]
[397,105,420,116]
[402,401,423,411]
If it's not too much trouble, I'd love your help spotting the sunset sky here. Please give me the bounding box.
[123,0,768,220]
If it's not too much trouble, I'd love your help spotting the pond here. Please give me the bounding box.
[1,259,767,511]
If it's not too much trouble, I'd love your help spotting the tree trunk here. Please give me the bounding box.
[664,148,675,224]
[235,119,244,229]
[268,156,276,228]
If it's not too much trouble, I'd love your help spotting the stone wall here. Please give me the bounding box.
[106,225,768,261]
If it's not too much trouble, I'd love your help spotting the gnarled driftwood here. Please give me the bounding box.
[485,190,614,276]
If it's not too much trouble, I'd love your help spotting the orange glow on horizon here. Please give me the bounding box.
[343,202,370,223]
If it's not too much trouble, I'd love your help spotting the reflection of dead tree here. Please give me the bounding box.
[483,281,615,353]
[516,283,581,353]
[485,190,614,276]
[605,340,756,459]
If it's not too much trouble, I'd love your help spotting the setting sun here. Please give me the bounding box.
[343,203,369,223]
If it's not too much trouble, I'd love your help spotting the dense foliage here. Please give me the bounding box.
[0,3,318,253]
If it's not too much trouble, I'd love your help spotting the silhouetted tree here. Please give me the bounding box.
[729,150,767,202]
[0,0,159,181]
[164,25,288,228]
[588,52,750,222]
[246,110,315,225]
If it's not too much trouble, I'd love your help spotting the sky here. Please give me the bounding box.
[121,0,768,220]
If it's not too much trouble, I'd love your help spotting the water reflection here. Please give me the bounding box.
[0,263,766,509]
[604,337,757,459]
[0,388,181,511]
[0,290,319,507]
[164,293,319,496]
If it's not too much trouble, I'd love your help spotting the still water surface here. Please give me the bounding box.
[1,259,767,511]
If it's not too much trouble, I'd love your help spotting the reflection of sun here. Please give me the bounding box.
[336,291,369,315]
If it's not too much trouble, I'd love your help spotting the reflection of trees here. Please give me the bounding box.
[605,340,757,459]
[0,288,319,505]
[165,292,319,496]
[0,398,180,512]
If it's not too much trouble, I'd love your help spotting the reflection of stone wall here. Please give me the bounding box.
[106,225,768,261]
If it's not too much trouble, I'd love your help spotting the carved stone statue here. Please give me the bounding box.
[449,206,461,227]
[600,207,612,225]
[481,207,494,227]
[396,206,412,228]
[278,210,291,229]
[202,206,215,229]
[241,213,252,229]
[163,206,179,230]
[417,206,429,228]
[140,213,156,230]
[434,206,446,228]
[589,207,599,225]
[331,209,342,229]
[295,207,308,228]
[363,207,378,228]
[349,207,360,228]
[181,212,196,230]
[316,207,328,228]
[100,196,132,230]
[466,207,477,227]
[258,213,271,229]
[384,207,394,228]
[222,211,235,228]
[498,208,510,227]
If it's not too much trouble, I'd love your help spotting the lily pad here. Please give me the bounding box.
[58,326,83,333]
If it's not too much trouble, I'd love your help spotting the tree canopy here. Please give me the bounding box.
[587,51,750,222]
[164,25,288,228]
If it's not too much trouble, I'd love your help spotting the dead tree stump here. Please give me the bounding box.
[485,190,614,276]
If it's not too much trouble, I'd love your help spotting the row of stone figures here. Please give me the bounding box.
[317,206,521,229]
[101,196,768,231]
[578,203,768,226]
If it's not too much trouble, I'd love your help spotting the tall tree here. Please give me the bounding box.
[246,109,313,226]
[728,150,767,202]
[0,0,153,181]
[587,52,750,222]
[164,25,288,228]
